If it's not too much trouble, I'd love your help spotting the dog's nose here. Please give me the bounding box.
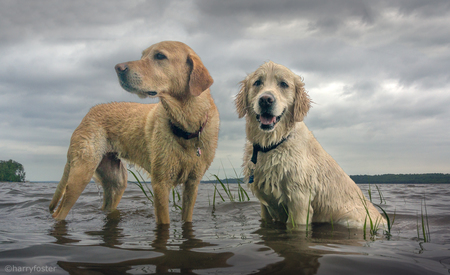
[259,93,275,108]
[115,63,128,73]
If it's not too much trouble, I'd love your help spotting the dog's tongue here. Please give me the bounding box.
[260,115,276,125]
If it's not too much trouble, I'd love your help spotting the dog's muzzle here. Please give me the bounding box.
[115,63,157,97]
[256,93,284,131]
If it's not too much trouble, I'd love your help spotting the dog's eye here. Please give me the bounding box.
[280,81,289,88]
[253,80,262,87]
[154,53,167,60]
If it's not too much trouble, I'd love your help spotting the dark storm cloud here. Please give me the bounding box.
[1,0,449,179]
[0,1,171,43]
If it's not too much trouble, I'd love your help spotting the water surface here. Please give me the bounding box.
[0,182,449,274]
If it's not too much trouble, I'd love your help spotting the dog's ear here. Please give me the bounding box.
[292,76,311,123]
[187,54,214,96]
[235,78,249,118]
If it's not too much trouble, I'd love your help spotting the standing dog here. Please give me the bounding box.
[49,41,220,224]
[235,61,385,227]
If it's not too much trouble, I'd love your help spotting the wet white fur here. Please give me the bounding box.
[236,61,385,227]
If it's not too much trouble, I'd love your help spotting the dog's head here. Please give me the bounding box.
[235,61,310,132]
[115,41,213,99]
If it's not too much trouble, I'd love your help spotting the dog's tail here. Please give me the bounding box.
[49,162,70,212]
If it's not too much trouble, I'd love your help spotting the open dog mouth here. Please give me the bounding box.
[256,109,285,131]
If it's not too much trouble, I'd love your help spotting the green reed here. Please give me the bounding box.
[368,184,385,204]
[306,189,312,233]
[228,160,251,202]
[128,169,154,204]
[210,179,226,212]
[208,161,250,211]
[417,195,431,242]
[374,204,396,237]
[358,191,383,239]
[375,184,386,204]
[128,168,182,210]
[211,174,250,203]
[367,184,395,237]
[363,215,367,239]
[281,203,296,229]
[213,174,234,201]
[129,166,431,243]
[280,189,311,233]
[172,187,182,210]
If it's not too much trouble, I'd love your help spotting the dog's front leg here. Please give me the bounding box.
[152,184,171,224]
[287,196,314,227]
[260,204,272,222]
[181,178,200,223]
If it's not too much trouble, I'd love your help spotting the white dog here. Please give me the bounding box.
[235,61,385,227]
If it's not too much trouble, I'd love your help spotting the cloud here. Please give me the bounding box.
[0,0,449,180]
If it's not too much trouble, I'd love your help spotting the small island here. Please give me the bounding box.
[0,159,26,182]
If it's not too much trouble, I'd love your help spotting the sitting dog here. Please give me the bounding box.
[49,41,220,224]
[235,61,385,227]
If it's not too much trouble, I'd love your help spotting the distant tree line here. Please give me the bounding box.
[0,160,26,182]
[202,173,450,184]
[350,173,450,184]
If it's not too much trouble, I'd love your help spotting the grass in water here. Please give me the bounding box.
[375,184,386,204]
[128,168,182,210]
[172,187,182,210]
[368,184,386,204]
[358,191,383,239]
[374,204,396,238]
[367,184,395,237]
[280,189,312,234]
[211,181,225,212]
[281,203,296,229]
[228,160,251,202]
[305,189,312,234]
[213,160,251,203]
[363,215,367,240]
[213,174,234,202]
[417,195,431,242]
[209,161,251,210]
[129,166,430,244]
[128,169,154,204]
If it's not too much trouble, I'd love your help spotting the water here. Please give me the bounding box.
[0,182,449,274]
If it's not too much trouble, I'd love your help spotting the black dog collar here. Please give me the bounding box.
[251,135,290,164]
[170,114,208,140]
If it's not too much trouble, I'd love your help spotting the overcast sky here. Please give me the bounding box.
[1,0,449,181]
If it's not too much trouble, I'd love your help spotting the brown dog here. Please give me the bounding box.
[49,41,220,224]
[236,61,385,228]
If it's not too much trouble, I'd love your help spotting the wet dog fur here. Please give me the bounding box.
[49,41,220,224]
[235,61,385,227]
